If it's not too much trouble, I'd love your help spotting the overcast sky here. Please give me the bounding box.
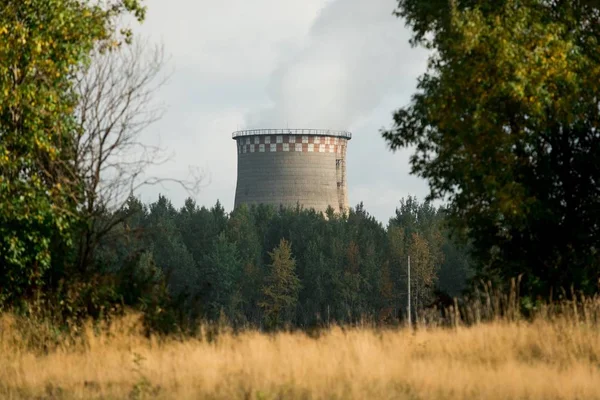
[133,0,430,223]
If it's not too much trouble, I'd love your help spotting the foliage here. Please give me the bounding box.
[385,0,600,296]
[95,195,471,330]
[259,239,301,329]
[202,233,242,320]
[0,0,146,306]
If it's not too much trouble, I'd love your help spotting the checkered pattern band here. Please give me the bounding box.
[236,135,348,155]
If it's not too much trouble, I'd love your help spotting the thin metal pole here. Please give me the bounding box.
[407,255,412,329]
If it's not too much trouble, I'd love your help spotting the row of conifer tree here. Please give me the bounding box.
[94,195,472,329]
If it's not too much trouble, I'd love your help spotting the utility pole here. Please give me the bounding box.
[407,255,412,329]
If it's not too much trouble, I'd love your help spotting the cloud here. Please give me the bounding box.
[245,0,428,130]
[135,0,326,82]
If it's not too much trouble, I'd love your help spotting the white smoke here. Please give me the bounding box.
[245,0,427,131]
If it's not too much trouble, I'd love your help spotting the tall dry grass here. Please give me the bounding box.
[2,302,600,400]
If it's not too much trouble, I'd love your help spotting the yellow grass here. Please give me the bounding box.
[1,314,600,399]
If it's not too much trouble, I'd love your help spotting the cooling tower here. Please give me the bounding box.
[233,129,351,213]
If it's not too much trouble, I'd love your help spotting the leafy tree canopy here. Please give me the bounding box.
[385,0,600,295]
[0,0,146,306]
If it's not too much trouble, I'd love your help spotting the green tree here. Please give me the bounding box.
[226,204,263,323]
[438,237,473,297]
[0,0,145,307]
[300,240,329,326]
[147,196,197,301]
[260,239,301,329]
[201,233,242,320]
[408,232,437,317]
[387,224,407,314]
[339,240,362,320]
[384,0,600,296]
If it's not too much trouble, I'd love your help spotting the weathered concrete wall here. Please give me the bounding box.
[234,134,349,213]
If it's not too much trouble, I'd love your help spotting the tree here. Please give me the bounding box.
[339,240,362,320]
[146,196,197,301]
[379,260,395,313]
[201,233,242,320]
[301,240,329,326]
[260,239,301,329]
[384,0,600,296]
[0,0,146,307]
[72,37,176,273]
[438,237,473,296]
[226,204,263,323]
[387,224,407,314]
[408,232,437,317]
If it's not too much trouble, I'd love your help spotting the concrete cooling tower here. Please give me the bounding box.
[233,129,352,214]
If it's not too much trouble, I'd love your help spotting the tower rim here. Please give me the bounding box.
[232,128,352,140]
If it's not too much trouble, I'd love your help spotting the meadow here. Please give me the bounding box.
[1,301,600,400]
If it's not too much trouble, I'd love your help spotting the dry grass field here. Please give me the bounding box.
[1,310,600,400]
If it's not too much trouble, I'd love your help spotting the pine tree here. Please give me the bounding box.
[259,239,301,329]
[202,233,241,320]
